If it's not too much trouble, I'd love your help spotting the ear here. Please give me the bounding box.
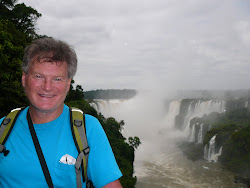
[66,78,72,93]
[22,72,26,88]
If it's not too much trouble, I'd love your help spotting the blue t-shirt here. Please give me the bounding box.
[0,105,122,188]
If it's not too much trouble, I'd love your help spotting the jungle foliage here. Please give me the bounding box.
[84,89,137,100]
[0,0,41,116]
[199,107,249,179]
[179,106,249,186]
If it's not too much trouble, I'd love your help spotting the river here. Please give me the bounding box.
[135,147,247,188]
[90,97,248,188]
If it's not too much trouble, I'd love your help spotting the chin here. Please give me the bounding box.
[32,104,62,113]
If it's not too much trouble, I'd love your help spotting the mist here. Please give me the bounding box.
[94,90,189,161]
[91,90,249,187]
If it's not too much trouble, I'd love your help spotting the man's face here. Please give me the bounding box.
[22,60,71,114]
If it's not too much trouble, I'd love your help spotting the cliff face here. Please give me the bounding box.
[88,94,250,186]
[177,101,250,185]
[219,124,250,177]
[168,97,250,186]
[173,99,226,130]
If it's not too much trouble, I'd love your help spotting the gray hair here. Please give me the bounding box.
[22,37,77,78]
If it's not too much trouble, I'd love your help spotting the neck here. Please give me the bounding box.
[28,105,64,124]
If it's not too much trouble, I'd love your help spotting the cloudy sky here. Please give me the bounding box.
[20,0,250,91]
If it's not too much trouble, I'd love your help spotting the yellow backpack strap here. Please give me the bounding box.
[70,107,92,188]
[0,108,24,156]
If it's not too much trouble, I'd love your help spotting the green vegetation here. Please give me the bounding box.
[0,1,140,187]
[214,108,250,179]
[203,108,249,147]
[0,0,41,116]
[84,89,137,100]
[181,106,250,186]
[128,136,141,149]
[220,125,250,176]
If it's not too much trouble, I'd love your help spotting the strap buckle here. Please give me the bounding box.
[0,145,9,156]
[74,119,82,127]
[83,147,90,155]
[2,118,11,126]
[86,179,94,188]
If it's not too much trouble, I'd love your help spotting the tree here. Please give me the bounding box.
[0,0,16,19]
[11,3,41,38]
[0,1,140,186]
[0,1,41,39]
[0,19,28,116]
[0,1,42,116]
[65,80,85,102]
[128,136,141,150]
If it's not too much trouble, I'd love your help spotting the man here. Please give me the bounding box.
[0,37,123,187]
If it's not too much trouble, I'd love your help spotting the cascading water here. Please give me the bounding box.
[204,134,223,162]
[89,96,247,188]
[90,99,127,118]
[197,123,203,144]
[245,101,249,108]
[189,123,197,142]
[182,99,225,132]
[161,100,181,129]
[207,135,216,162]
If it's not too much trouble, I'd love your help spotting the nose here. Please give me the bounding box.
[42,79,54,91]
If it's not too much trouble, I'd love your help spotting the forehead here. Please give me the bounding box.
[30,59,68,74]
[31,59,66,67]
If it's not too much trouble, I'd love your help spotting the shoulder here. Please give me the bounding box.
[84,114,103,134]
[84,114,100,125]
[83,114,110,146]
[0,107,29,126]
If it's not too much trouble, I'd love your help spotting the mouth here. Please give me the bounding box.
[39,94,55,98]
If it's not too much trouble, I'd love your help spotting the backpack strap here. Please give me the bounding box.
[1,107,93,187]
[70,107,92,188]
[0,108,24,156]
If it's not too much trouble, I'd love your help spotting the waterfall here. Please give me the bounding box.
[204,134,223,162]
[207,135,216,161]
[90,102,98,111]
[189,123,196,142]
[90,99,129,118]
[163,100,181,128]
[197,123,203,144]
[181,99,225,132]
[245,101,249,108]
[176,99,226,144]
[194,100,225,116]
[204,144,208,160]
[91,98,226,146]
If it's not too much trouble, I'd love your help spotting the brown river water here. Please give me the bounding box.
[135,145,247,188]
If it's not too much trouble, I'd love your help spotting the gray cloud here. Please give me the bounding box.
[21,0,250,90]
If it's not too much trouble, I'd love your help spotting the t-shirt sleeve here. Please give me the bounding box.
[85,115,122,188]
[0,118,3,136]
[0,117,5,127]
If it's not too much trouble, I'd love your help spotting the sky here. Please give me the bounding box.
[19,0,250,91]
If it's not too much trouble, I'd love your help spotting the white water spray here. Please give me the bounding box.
[204,135,223,162]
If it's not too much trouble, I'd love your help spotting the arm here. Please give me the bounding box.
[86,115,123,187]
[102,180,123,188]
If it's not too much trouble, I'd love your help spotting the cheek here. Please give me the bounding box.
[62,80,71,93]
[25,80,40,93]
[57,83,70,94]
